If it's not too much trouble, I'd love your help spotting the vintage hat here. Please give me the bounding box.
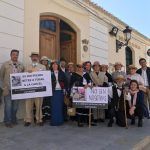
[40,56,49,62]
[114,62,123,67]
[115,75,126,81]
[128,65,137,70]
[93,61,100,67]
[68,62,74,66]
[101,64,109,68]
[30,52,39,57]
[76,62,83,68]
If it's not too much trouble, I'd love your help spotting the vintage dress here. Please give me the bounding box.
[50,70,68,126]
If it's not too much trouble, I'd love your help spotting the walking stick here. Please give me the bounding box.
[124,89,128,129]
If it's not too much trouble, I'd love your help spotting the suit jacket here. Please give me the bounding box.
[0,60,24,96]
[51,70,68,91]
[25,63,46,72]
[136,67,150,87]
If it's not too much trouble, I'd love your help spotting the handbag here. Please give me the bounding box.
[67,107,76,116]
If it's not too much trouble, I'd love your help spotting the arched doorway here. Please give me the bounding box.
[125,46,133,72]
[40,15,76,63]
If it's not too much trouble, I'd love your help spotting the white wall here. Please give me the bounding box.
[0,0,24,122]
[89,16,109,64]
[0,0,24,66]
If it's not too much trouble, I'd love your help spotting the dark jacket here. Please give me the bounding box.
[136,67,150,87]
[51,70,68,91]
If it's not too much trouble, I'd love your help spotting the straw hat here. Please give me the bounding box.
[128,65,137,70]
[30,52,39,57]
[115,75,126,81]
[114,62,123,67]
[68,62,74,66]
[40,56,49,62]
[93,61,100,67]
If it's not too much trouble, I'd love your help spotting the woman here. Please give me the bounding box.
[40,56,51,122]
[101,64,113,86]
[50,60,68,126]
[70,63,89,127]
[90,61,108,123]
[127,65,144,86]
[126,80,145,127]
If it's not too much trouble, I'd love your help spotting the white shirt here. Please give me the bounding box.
[108,85,122,99]
[54,71,61,90]
[141,69,149,86]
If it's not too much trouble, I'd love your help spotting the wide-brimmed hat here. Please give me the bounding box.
[40,56,49,62]
[30,52,39,57]
[115,75,126,81]
[68,62,74,66]
[101,64,109,68]
[93,61,100,67]
[114,62,123,67]
[76,62,83,68]
[128,65,137,70]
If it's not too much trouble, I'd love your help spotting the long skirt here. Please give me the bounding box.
[50,90,64,126]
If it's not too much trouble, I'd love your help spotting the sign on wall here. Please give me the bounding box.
[72,87,108,108]
[10,71,52,100]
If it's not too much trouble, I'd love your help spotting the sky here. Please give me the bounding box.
[92,0,150,38]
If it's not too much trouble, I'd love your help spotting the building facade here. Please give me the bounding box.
[0,0,150,121]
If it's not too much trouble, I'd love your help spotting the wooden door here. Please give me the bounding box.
[60,31,76,64]
[40,16,60,60]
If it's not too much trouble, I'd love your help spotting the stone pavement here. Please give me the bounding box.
[0,119,150,150]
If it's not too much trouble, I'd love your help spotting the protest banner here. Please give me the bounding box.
[10,71,52,100]
[72,87,108,109]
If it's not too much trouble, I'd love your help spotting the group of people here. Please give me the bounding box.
[0,49,150,128]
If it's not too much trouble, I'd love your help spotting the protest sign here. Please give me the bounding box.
[10,71,52,100]
[73,87,108,109]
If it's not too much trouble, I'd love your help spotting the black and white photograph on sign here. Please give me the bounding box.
[11,76,22,87]
[10,71,52,100]
[72,87,85,102]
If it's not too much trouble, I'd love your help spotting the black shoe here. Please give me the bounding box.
[5,123,13,128]
[24,122,31,127]
[99,119,105,122]
[138,120,143,127]
[108,122,113,127]
[78,123,84,127]
[131,119,135,125]
[91,123,97,126]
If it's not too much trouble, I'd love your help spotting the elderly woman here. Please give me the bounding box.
[101,64,113,86]
[70,63,89,127]
[40,56,51,122]
[90,61,108,123]
[127,65,144,86]
[50,60,68,126]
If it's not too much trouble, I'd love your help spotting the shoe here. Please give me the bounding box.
[5,123,13,128]
[131,119,135,125]
[24,122,31,127]
[37,122,44,126]
[138,120,143,127]
[108,122,113,127]
[91,123,97,126]
[99,119,105,122]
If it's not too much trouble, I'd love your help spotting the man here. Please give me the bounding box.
[24,52,46,126]
[136,58,150,112]
[0,49,24,127]
[60,58,67,73]
[112,62,126,82]
[108,75,127,127]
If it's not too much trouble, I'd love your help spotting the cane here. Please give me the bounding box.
[124,88,128,129]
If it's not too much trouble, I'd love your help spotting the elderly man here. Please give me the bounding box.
[24,52,46,127]
[0,49,24,127]
[112,62,126,82]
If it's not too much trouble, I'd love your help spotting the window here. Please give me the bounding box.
[126,47,133,72]
[40,20,56,32]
